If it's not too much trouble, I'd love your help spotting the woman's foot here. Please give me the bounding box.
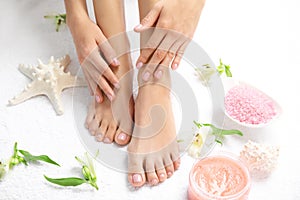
[85,54,134,145]
[127,73,180,187]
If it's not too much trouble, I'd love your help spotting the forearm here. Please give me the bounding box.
[64,0,89,27]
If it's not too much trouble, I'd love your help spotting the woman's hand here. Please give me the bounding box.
[134,0,205,81]
[68,16,120,103]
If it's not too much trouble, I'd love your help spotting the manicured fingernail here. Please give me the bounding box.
[167,172,173,177]
[114,83,120,89]
[155,70,163,79]
[113,58,120,66]
[103,138,111,143]
[135,24,143,30]
[107,93,114,101]
[117,132,127,141]
[173,64,178,70]
[151,179,159,185]
[143,72,150,81]
[136,62,143,69]
[95,95,101,103]
[133,174,142,183]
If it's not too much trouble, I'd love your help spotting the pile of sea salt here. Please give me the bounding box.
[225,84,277,124]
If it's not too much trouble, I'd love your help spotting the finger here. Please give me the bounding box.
[134,1,163,32]
[94,87,104,103]
[97,76,115,101]
[102,67,120,89]
[171,40,190,70]
[136,28,166,68]
[82,68,93,95]
[98,39,120,67]
[88,50,120,86]
[154,50,174,79]
[142,32,179,81]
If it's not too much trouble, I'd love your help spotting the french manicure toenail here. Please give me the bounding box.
[159,174,165,179]
[133,174,142,183]
[155,70,162,79]
[103,138,111,143]
[151,179,158,185]
[174,64,178,69]
[95,95,101,103]
[118,133,127,141]
[113,58,120,65]
[167,172,173,177]
[143,72,150,81]
[136,62,143,69]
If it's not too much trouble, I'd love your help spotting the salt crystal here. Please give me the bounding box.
[225,84,277,125]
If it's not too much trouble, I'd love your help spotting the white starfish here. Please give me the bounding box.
[8,55,86,115]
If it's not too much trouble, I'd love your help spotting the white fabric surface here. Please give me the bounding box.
[0,0,299,199]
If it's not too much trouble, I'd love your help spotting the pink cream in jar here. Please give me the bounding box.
[188,153,251,200]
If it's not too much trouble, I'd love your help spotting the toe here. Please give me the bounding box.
[85,101,96,128]
[156,167,167,182]
[173,158,181,170]
[128,173,146,187]
[165,164,174,178]
[98,120,109,141]
[103,123,117,143]
[88,118,99,135]
[114,129,131,146]
[146,171,159,186]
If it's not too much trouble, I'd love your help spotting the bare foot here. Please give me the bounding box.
[85,54,134,145]
[128,68,180,187]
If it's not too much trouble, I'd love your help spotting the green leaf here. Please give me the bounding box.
[19,150,60,166]
[201,123,243,136]
[224,65,232,77]
[44,175,86,187]
[193,120,202,129]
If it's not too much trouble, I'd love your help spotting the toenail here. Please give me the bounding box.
[143,72,150,81]
[151,179,159,185]
[133,174,142,183]
[159,173,165,179]
[103,138,111,143]
[167,172,173,177]
[117,133,127,141]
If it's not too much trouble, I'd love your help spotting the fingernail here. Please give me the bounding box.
[155,70,163,79]
[113,58,120,66]
[107,93,114,101]
[135,24,143,30]
[167,172,173,177]
[143,72,150,81]
[95,95,101,103]
[151,179,159,185]
[114,83,120,89]
[117,132,127,141]
[103,138,111,143]
[133,174,142,183]
[173,64,178,70]
[136,62,143,69]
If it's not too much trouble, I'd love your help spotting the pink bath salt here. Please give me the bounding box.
[225,85,277,124]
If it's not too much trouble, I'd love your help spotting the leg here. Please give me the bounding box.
[127,0,181,187]
[85,0,133,145]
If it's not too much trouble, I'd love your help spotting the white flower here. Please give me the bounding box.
[188,126,210,159]
[0,161,7,180]
[195,66,217,85]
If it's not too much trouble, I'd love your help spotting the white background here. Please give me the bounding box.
[0,0,299,199]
